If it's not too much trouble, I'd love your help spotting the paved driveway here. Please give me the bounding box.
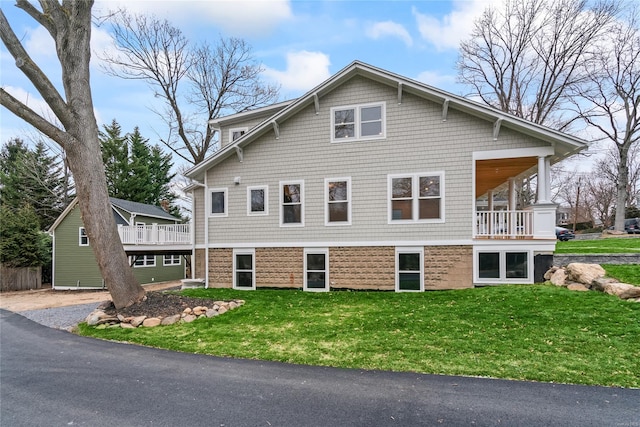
[1,309,638,426]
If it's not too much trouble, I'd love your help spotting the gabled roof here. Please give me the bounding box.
[49,197,178,232]
[185,60,587,181]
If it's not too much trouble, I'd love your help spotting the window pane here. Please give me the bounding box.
[392,177,412,198]
[334,109,354,123]
[236,272,253,288]
[419,199,440,219]
[307,253,326,271]
[335,124,355,139]
[211,191,225,214]
[251,189,265,212]
[361,106,381,121]
[506,252,528,279]
[399,253,420,271]
[232,130,245,141]
[361,121,382,137]
[328,181,347,201]
[236,254,252,270]
[283,184,300,203]
[329,202,349,222]
[479,252,500,278]
[307,272,326,289]
[392,200,412,220]
[283,205,301,223]
[419,176,440,197]
[399,273,421,291]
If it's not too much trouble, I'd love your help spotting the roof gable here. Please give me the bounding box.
[185,60,587,181]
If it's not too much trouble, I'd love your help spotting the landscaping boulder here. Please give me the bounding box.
[566,283,589,292]
[565,263,606,286]
[549,268,567,286]
[603,282,639,298]
[619,287,640,300]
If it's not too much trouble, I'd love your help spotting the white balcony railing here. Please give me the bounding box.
[475,210,533,238]
[118,224,191,245]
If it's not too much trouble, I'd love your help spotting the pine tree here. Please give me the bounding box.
[0,204,51,267]
[100,120,130,200]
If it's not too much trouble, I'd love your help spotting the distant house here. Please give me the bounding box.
[49,197,189,290]
[184,61,586,291]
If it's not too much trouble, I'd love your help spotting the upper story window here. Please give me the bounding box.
[325,178,351,225]
[210,188,228,217]
[79,227,89,246]
[247,185,268,216]
[388,172,444,223]
[331,102,385,142]
[229,127,248,143]
[280,180,304,226]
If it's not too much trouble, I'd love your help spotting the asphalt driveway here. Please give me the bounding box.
[1,309,638,426]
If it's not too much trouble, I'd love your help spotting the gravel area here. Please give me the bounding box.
[17,303,100,331]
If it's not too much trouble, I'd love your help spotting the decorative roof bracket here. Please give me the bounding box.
[272,120,280,139]
[235,146,244,163]
[313,93,320,115]
[493,118,503,140]
[442,99,450,122]
[397,82,403,104]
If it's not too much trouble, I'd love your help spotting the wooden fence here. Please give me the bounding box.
[0,265,42,291]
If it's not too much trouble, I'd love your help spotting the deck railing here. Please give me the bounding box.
[118,224,191,245]
[475,210,533,238]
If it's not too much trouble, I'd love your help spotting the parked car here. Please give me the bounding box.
[625,218,640,234]
[555,227,575,241]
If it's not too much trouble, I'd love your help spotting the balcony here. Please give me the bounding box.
[118,224,192,255]
[475,205,556,240]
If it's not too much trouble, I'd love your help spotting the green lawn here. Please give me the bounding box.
[555,237,640,254]
[78,285,640,388]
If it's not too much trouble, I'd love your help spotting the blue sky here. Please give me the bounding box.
[1,0,503,151]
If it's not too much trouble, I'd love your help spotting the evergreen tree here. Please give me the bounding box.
[100,120,130,199]
[0,204,51,267]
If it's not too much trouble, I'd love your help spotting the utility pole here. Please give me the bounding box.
[573,177,582,232]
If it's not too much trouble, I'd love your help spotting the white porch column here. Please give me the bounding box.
[537,156,549,203]
[487,190,494,211]
[508,178,517,210]
[545,156,552,202]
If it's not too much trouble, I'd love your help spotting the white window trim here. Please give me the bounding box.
[304,248,329,292]
[163,254,181,266]
[395,247,424,292]
[209,187,228,217]
[325,177,352,226]
[233,248,256,290]
[79,227,89,246]
[387,172,445,224]
[279,180,305,227]
[247,185,269,216]
[330,102,386,143]
[229,127,248,143]
[133,255,156,268]
[473,249,533,284]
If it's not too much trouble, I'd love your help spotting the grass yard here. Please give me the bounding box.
[78,285,640,388]
[554,237,640,254]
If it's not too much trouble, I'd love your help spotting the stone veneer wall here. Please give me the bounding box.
[205,245,474,290]
[424,245,473,290]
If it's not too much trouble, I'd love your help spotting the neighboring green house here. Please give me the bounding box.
[49,197,189,290]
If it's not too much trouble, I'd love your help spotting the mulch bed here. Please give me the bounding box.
[101,292,220,319]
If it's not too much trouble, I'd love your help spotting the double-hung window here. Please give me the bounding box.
[325,178,351,225]
[210,188,228,217]
[233,249,255,290]
[79,227,89,246]
[396,247,424,292]
[247,185,268,216]
[304,248,329,291]
[280,181,304,226]
[331,102,385,142]
[388,172,444,223]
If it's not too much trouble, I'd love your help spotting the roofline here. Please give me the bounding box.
[48,197,79,232]
[185,60,587,179]
[208,100,295,129]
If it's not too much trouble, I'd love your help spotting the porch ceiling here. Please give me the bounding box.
[476,157,537,197]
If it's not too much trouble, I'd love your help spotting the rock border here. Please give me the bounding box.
[85,299,245,329]
[544,263,640,301]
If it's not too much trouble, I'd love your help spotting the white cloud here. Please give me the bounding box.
[415,70,457,90]
[366,21,413,47]
[95,0,292,37]
[263,51,331,93]
[413,0,500,51]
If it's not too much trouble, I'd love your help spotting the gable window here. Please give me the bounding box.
[163,255,181,266]
[331,102,385,142]
[133,255,156,267]
[280,181,304,226]
[229,127,248,142]
[396,247,424,292]
[79,227,89,246]
[304,248,329,291]
[388,172,444,223]
[476,250,530,283]
[210,188,228,217]
[247,185,268,216]
[233,249,255,290]
[325,178,351,225]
